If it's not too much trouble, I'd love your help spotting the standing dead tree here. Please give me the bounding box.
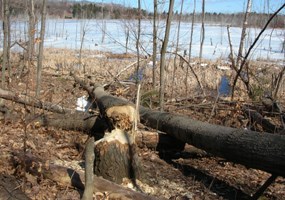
[136,0,141,84]
[1,0,9,88]
[27,0,35,67]
[186,0,196,96]
[236,0,252,68]
[159,0,175,111]
[199,0,205,60]
[152,0,158,88]
[171,0,184,99]
[36,0,47,97]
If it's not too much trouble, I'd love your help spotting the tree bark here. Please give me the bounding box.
[139,106,285,177]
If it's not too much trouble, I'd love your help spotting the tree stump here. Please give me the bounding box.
[94,104,143,184]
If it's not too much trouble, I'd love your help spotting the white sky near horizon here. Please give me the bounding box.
[82,0,285,14]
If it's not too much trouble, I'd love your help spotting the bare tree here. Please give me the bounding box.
[199,0,205,60]
[124,25,130,54]
[188,0,196,61]
[186,0,196,96]
[36,0,47,97]
[1,0,9,88]
[136,0,141,84]
[159,0,175,111]
[7,0,10,78]
[236,0,252,67]
[231,3,285,99]
[101,0,106,43]
[171,0,184,98]
[152,0,158,88]
[27,0,35,67]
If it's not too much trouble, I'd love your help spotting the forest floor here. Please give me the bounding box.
[0,48,284,199]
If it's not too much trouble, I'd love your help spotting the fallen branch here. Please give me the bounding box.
[12,152,159,200]
[0,88,74,114]
[242,107,282,134]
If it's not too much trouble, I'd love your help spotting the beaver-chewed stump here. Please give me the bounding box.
[94,129,142,184]
[94,104,144,184]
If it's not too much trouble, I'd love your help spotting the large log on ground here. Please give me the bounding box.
[72,74,285,177]
[139,107,285,177]
[12,153,159,200]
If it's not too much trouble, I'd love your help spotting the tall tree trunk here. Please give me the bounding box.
[136,0,141,84]
[152,0,158,89]
[236,0,252,67]
[27,0,35,67]
[186,0,196,96]
[199,0,205,60]
[1,0,9,89]
[159,0,175,111]
[171,0,184,98]
[101,0,105,43]
[7,1,11,78]
[79,23,86,73]
[36,0,47,97]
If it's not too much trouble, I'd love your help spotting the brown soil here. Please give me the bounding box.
[0,48,284,199]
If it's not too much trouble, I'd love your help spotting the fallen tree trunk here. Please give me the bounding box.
[243,107,282,134]
[1,101,184,151]
[139,106,285,177]
[0,174,30,200]
[12,152,160,200]
[72,74,285,177]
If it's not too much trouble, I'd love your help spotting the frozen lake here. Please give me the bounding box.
[3,19,285,61]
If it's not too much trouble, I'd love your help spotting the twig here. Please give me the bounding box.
[134,83,141,140]
[208,91,220,123]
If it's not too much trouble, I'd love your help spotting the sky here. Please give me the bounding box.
[84,0,285,14]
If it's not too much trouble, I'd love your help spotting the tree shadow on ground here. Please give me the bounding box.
[159,151,252,200]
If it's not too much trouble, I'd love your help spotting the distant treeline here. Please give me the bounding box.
[2,0,284,28]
